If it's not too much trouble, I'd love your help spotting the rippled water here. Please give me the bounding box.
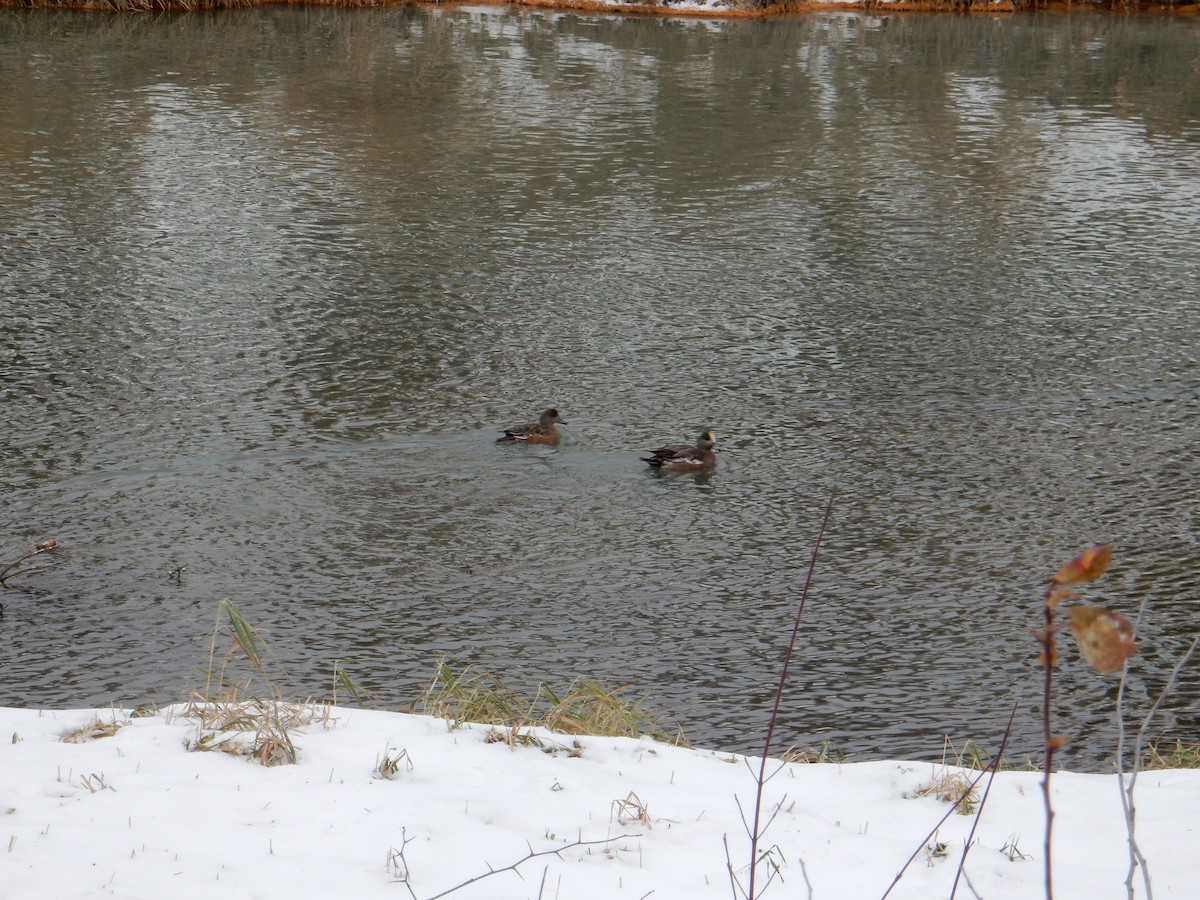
[2,7,1198,768]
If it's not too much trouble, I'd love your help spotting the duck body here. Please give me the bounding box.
[497,408,566,444]
[641,430,717,471]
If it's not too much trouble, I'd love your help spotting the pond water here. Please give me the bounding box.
[1,6,1198,769]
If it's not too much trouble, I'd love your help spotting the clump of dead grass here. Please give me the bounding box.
[1142,738,1200,770]
[908,737,993,815]
[60,716,126,744]
[540,677,677,742]
[176,691,333,766]
[374,746,413,781]
[913,768,980,816]
[418,659,532,730]
[612,791,653,829]
[415,657,682,749]
[780,740,846,764]
[172,599,338,766]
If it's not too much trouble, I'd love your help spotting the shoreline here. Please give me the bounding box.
[2,0,1197,19]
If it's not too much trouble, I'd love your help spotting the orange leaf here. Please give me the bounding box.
[1051,545,1112,586]
[1048,735,1071,750]
[1068,606,1137,674]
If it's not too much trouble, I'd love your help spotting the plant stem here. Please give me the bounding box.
[949,702,1018,899]
[746,488,835,899]
[1040,591,1058,900]
[880,702,1016,900]
[0,540,58,586]
[1121,632,1200,900]
[424,833,641,900]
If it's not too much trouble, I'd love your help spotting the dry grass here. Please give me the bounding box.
[903,737,1013,815]
[374,747,413,780]
[936,735,1040,773]
[780,740,846,764]
[417,659,533,730]
[611,791,653,829]
[1142,739,1200,770]
[174,690,334,766]
[540,677,678,742]
[332,661,379,708]
[416,658,681,749]
[913,768,980,815]
[60,717,126,744]
[174,599,338,766]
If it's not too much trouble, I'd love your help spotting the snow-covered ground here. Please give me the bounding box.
[2,704,1196,899]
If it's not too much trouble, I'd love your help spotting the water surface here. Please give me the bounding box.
[2,7,1198,768]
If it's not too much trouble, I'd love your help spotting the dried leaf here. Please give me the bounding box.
[1048,735,1071,751]
[1051,545,1113,586]
[1068,606,1137,674]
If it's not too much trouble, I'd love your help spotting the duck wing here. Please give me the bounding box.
[497,421,539,442]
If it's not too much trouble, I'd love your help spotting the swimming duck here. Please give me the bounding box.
[641,430,717,470]
[496,408,567,444]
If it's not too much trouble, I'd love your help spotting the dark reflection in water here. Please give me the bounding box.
[1,8,1198,770]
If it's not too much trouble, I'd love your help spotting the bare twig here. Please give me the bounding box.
[1034,544,1119,900]
[879,758,1001,900]
[1038,591,1060,900]
[385,827,420,900]
[949,702,1018,899]
[1116,596,1150,900]
[1119,630,1200,900]
[423,832,641,900]
[724,833,740,898]
[0,539,58,586]
[737,488,835,900]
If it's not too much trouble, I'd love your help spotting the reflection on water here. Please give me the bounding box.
[1,8,1198,769]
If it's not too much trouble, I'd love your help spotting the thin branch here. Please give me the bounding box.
[1035,544,1116,900]
[1117,595,1150,900]
[734,792,788,843]
[1121,631,1200,900]
[878,732,1010,900]
[745,488,835,900]
[386,827,420,900]
[724,833,744,900]
[796,855,814,899]
[0,539,58,586]
[950,702,1018,899]
[424,833,641,900]
[1037,587,1062,900]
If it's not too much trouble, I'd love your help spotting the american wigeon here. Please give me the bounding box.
[641,430,717,470]
[496,408,567,444]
